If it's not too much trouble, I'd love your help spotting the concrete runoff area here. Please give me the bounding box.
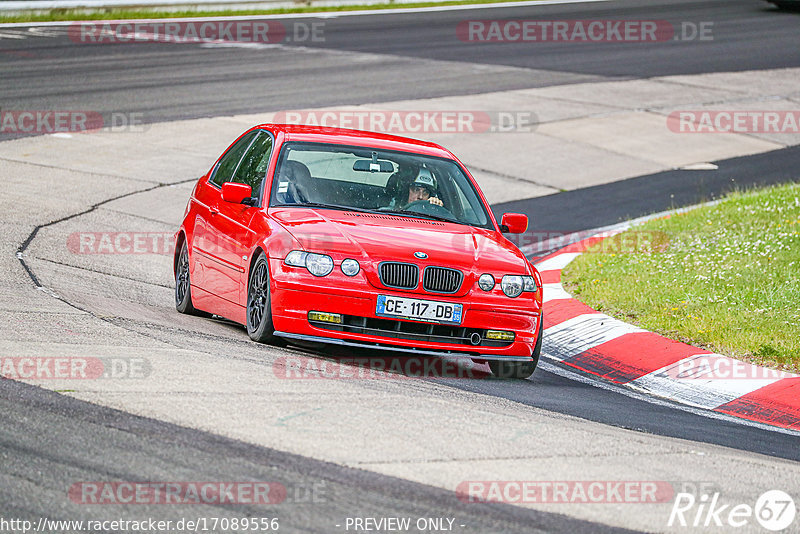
[2,66,800,532]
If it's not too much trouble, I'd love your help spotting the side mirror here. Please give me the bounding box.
[222,182,254,205]
[500,213,528,234]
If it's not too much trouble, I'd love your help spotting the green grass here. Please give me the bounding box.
[562,182,800,373]
[0,0,538,23]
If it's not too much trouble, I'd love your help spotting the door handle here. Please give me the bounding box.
[210,209,219,216]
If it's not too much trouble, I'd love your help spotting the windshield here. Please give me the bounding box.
[268,142,492,228]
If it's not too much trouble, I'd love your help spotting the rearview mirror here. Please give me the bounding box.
[353,159,394,173]
[500,213,528,234]
[222,182,254,205]
[354,150,394,173]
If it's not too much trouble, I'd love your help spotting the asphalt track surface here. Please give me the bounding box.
[494,145,800,236]
[0,0,799,124]
[0,379,630,533]
[2,0,800,531]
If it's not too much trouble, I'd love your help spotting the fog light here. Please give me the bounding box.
[308,311,342,324]
[486,330,515,341]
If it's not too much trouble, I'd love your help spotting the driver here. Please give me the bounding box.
[401,168,443,208]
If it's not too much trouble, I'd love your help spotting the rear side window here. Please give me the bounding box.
[232,132,273,195]
[210,130,257,187]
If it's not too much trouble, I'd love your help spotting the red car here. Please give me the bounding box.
[174,124,543,378]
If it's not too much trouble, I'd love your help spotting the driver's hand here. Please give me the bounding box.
[429,197,443,207]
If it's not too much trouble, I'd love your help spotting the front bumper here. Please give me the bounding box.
[269,260,541,360]
[273,331,535,361]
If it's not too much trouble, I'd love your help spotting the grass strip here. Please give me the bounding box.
[562,182,800,373]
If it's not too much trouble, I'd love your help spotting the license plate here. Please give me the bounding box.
[376,295,463,325]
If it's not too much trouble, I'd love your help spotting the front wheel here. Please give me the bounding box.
[246,252,279,344]
[489,316,543,379]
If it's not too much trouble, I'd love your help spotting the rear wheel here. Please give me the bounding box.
[175,240,205,316]
[489,317,543,379]
[246,252,279,344]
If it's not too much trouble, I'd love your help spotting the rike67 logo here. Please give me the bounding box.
[669,490,796,531]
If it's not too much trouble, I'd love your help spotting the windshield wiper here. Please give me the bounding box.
[382,209,461,225]
[286,202,379,214]
[284,203,463,225]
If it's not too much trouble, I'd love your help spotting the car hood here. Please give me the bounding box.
[269,207,530,275]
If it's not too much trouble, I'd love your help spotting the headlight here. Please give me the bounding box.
[284,250,307,267]
[501,275,524,298]
[284,250,334,277]
[341,258,360,276]
[478,274,495,291]
[522,276,537,292]
[305,253,334,277]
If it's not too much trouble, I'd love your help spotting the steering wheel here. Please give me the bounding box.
[404,199,454,218]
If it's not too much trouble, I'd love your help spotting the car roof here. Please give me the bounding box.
[254,123,456,159]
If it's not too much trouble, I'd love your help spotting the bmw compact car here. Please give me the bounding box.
[174,125,543,378]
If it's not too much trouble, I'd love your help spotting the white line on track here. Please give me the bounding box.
[0,0,612,28]
[0,29,30,38]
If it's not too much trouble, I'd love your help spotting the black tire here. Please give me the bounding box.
[488,317,543,379]
[770,1,800,10]
[175,240,205,316]
[246,252,279,344]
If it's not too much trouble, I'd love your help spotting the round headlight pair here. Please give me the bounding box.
[480,274,537,296]
[285,250,358,278]
[501,275,538,297]
[285,250,333,277]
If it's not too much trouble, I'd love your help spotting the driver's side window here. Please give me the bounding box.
[210,131,258,187]
[232,131,273,197]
